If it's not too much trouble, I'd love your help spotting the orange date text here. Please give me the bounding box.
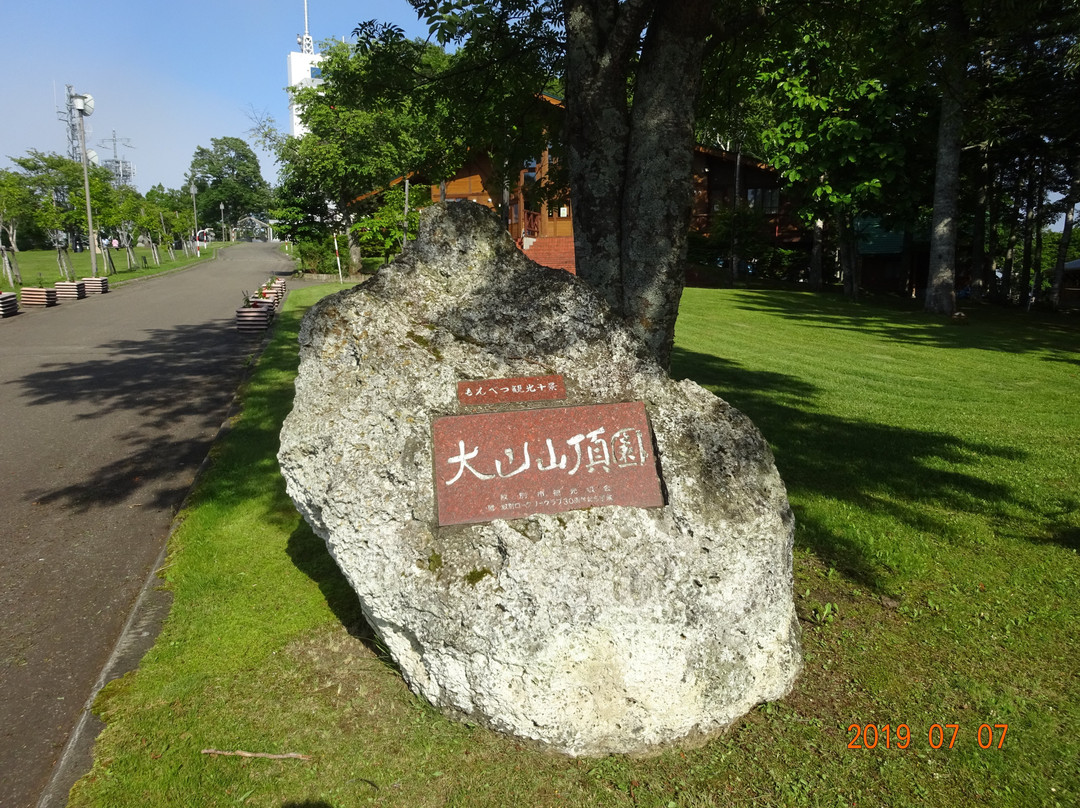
[847,723,1008,750]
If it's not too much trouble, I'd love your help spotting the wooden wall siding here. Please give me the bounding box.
[433,145,802,249]
[443,175,488,198]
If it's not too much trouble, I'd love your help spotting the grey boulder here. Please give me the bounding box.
[278,202,801,756]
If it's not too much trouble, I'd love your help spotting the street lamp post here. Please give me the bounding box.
[74,92,98,278]
[219,201,225,243]
[190,183,199,255]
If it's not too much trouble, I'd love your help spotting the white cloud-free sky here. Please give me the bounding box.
[0,1,430,193]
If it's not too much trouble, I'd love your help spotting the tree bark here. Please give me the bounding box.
[729,142,743,287]
[970,144,989,300]
[564,0,713,368]
[620,1,713,366]
[925,73,963,312]
[925,2,968,315]
[563,0,636,315]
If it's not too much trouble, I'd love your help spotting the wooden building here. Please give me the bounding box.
[1063,258,1080,307]
[432,142,801,275]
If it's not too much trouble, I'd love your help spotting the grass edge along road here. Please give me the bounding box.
[2,245,218,297]
[70,287,1079,807]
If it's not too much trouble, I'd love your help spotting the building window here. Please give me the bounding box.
[747,188,780,215]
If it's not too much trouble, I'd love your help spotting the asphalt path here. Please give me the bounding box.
[0,243,298,807]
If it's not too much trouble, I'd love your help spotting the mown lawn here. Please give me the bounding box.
[70,286,1079,807]
[1,244,224,296]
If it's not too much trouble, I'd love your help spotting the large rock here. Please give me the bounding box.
[278,202,801,756]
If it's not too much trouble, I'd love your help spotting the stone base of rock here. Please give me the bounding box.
[279,202,802,756]
[81,277,109,294]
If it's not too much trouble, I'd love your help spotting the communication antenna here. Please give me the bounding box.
[98,129,137,187]
[74,93,95,116]
[297,0,314,55]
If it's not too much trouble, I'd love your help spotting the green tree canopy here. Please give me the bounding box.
[12,150,114,246]
[0,168,35,252]
[187,136,270,233]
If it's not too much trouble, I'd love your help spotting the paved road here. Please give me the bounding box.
[0,243,297,807]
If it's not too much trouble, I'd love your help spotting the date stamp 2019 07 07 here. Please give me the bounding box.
[847,723,1009,750]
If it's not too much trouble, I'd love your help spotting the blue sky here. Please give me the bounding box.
[0,1,430,193]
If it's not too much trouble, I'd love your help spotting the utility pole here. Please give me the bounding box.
[190,184,200,256]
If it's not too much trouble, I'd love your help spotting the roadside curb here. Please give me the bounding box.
[35,294,284,808]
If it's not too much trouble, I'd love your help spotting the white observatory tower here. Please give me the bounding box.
[287,0,324,137]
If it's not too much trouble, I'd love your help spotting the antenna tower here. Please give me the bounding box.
[57,85,82,162]
[298,0,314,55]
[98,129,137,187]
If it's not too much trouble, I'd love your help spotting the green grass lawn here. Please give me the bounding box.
[70,287,1079,807]
[1,244,223,296]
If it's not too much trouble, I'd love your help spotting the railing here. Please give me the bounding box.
[522,209,541,239]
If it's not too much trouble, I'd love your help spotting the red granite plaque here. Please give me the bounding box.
[432,402,664,526]
[457,374,566,406]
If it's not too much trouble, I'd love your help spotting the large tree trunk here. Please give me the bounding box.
[563,0,635,315]
[970,144,989,300]
[728,142,743,287]
[620,1,713,366]
[564,0,713,369]
[925,53,964,314]
[925,1,968,315]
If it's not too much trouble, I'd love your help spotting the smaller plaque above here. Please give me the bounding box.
[457,374,566,406]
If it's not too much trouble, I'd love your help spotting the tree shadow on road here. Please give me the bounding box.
[16,321,265,512]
